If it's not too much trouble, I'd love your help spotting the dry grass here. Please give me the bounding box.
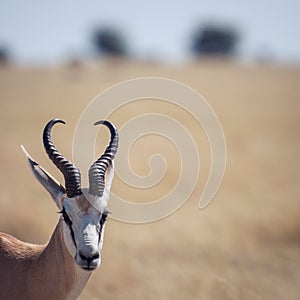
[0,60,300,299]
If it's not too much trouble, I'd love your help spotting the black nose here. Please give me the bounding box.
[79,251,99,263]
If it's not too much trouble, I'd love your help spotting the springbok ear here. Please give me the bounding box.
[21,145,65,209]
[103,161,115,202]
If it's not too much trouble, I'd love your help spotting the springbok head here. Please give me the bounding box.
[22,119,118,271]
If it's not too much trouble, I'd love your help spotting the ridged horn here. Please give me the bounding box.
[43,119,82,198]
[89,120,119,197]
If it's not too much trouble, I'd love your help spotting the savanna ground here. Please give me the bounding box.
[0,60,299,299]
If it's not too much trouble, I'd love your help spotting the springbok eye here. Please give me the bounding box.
[100,213,108,228]
[59,207,77,247]
[60,207,72,227]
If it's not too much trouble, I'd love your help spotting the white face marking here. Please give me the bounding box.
[61,190,108,271]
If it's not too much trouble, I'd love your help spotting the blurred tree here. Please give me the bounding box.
[190,24,238,57]
[92,27,127,57]
[0,47,9,65]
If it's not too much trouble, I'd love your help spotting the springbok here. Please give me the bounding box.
[0,118,118,300]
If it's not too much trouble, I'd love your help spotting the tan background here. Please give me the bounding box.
[0,60,299,299]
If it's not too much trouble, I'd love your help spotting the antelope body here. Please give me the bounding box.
[0,119,119,300]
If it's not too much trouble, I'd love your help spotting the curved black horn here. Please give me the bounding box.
[43,119,82,198]
[89,120,119,197]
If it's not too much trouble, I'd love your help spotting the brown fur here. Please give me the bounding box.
[0,220,87,300]
[74,195,93,214]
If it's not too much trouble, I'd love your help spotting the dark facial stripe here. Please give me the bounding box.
[69,225,77,248]
[61,207,77,247]
[98,213,108,243]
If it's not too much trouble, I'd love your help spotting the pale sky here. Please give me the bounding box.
[0,0,299,64]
